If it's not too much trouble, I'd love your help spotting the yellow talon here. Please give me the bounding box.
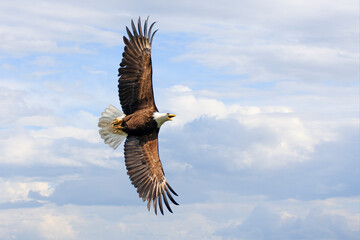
[112,118,124,130]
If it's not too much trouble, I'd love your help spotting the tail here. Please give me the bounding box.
[98,104,128,150]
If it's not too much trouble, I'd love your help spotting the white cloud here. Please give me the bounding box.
[0,87,31,125]
[82,66,107,75]
[16,115,60,128]
[0,125,124,168]
[166,160,193,172]
[0,0,356,64]
[165,0,357,82]
[0,84,122,168]
[0,197,358,239]
[29,126,99,143]
[0,205,78,240]
[0,0,124,55]
[39,214,78,240]
[28,70,58,78]
[177,37,357,82]
[165,85,228,125]
[0,178,54,203]
[0,128,78,166]
[219,197,360,239]
[163,85,332,169]
[1,63,16,70]
[30,56,58,66]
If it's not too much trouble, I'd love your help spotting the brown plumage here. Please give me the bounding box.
[99,17,178,215]
[124,133,178,215]
[118,17,158,115]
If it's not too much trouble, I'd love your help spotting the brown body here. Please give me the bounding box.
[121,108,158,135]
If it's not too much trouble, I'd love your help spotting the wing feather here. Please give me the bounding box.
[148,22,156,39]
[131,20,138,36]
[144,16,149,38]
[165,187,179,205]
[158,187,164,215]
[118,17,158,115]
[150,29,158,46]
[124,132,178,215]
[141,180,152,201]
[162,191,173,213]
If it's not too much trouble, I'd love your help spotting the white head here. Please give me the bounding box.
[153,112,176,128]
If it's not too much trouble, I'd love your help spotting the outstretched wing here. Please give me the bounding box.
[124,132,178,215]
[118,17,158,115]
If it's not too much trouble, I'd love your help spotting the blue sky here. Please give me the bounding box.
[0,0,359,239]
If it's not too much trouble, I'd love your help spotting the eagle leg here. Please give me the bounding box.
[112,118,124,133]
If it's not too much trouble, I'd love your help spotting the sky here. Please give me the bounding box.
[0,0,359,239]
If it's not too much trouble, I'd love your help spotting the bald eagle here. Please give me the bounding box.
[98,17,178,215]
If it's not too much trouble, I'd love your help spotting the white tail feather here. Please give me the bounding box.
[98,104,127,150]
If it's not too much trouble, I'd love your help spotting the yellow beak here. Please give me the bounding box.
[167,114,176,120]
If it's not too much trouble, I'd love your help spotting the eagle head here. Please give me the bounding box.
[153,112,176,128]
